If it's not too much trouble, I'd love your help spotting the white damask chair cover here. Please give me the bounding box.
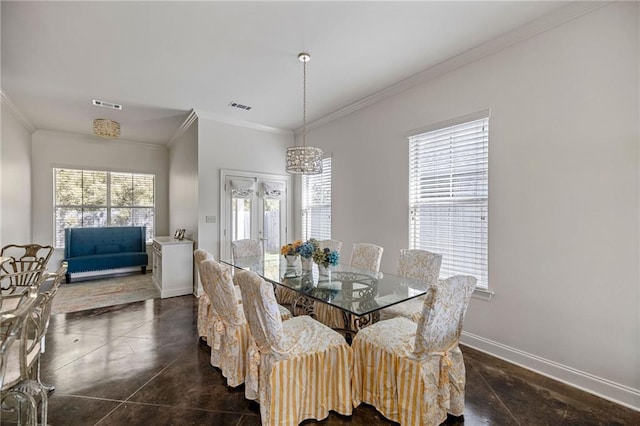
[199,260,292,387]
[194,249,215,341]
[352,275,477,426]
[349,242,383,272]
[315,242,383,330]
[234,270,353,426]
[195,249,244,342]
[318,239,343,254]
[231,239,262,259]
[378,249,442,322]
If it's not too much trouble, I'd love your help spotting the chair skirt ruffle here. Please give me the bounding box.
[352,319,466,426]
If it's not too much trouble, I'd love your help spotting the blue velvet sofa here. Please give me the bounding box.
[64,226,149,283]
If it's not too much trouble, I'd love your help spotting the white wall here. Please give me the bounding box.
[31,131,169,268]
[304,3,640,409]
[0,104,32,246]
[169,120,198,243]
[196,116,293,260]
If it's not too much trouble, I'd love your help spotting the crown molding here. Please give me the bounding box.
[33,129,167,150]
[0,89,36,133]
[194,109,293,136]
[302,1,609,133]
[168,109,198,148]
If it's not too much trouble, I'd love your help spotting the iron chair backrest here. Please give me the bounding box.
[0,244,54,288]
[0,286,38,391]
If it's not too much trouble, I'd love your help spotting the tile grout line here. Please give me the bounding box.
[471,363,523,426]
[93,356,178,426]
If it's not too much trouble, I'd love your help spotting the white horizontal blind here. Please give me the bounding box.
[409,117,489,288]
[54,168,155,247]
[302,157,332,241]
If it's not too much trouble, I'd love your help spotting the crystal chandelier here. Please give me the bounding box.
[93,118,121,139]
[286,53,323,175]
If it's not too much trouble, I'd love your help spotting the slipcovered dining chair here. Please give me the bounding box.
[349,242,383,272]
[352,275,477,426]
[231,239,262,259]
[195,249,244,344]
[194,249,215,342]
[234,269,353,426]
[318,239,343,254]
[315,242,383,330]
[199,260,291,387]
[378,249,442,322]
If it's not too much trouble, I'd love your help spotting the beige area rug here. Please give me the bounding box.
[52,273,160,315]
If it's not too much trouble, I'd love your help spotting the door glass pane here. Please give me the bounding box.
[263,198,281,256]
[232,197,252,241]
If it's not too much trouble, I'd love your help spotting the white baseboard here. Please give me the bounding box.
[159,287,193,299]
[460,331,640,412]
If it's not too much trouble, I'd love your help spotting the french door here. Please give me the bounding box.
[220,170,290,261]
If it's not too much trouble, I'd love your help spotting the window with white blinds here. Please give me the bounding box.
[54,168,155,247]
[301,157,332,241]
[408,115,489,289]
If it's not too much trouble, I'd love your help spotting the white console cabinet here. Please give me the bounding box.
[152,237,193,298]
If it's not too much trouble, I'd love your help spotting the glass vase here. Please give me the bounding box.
[301,256,313,271]
[285,255,298,268]
[317,263,330,276]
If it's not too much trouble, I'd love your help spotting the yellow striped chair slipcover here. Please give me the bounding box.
[234,269,353,426]
[377,249,442,323]
[352,275,477,426]
[199,259,291,388]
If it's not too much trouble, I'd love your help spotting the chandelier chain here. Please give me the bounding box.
[302,57,307,147]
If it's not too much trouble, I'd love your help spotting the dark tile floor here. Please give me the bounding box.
[29,296,639,425]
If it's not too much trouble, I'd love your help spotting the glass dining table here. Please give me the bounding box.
[221,255,430,339]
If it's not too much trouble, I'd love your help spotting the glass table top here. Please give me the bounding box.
[221,255,430,317]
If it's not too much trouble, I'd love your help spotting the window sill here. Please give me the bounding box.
[472,287,494,302]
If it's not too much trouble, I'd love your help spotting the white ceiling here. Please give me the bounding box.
[2,1,573,145]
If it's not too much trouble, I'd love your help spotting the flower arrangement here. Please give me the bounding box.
[312,247,340,267]
[280,240,303,256]
[298,238,319,259]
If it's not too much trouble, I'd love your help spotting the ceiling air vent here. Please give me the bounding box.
[229,101,252,111]
[92,99,122,110]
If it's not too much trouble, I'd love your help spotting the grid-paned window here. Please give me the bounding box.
[54,168,155,247]
[301,157,332,241]
[408,115,489,288]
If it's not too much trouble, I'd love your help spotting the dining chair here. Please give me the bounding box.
[352,275,477,426]
[318,239,343,254]
[199,259,291,387]
[33,263,67,393]
[0,268,63,426]
[349,242,383,272]
[1,286,39,425]
[315,242,383,330]
[194,249,215,342]
[231,239,262,259]
[0,244,53,290]
[378,249,442,322]
[234,269,353,426]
